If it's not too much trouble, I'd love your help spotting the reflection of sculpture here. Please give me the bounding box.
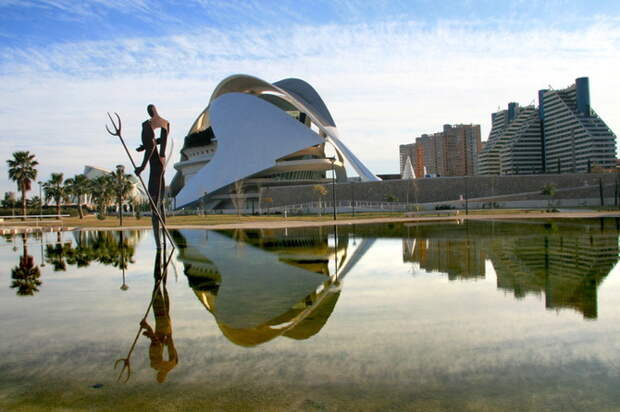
[115,249,176,383]
[10,234,42,296]
[172,227,372,346]
[140,252,178,383]
[135,105,169,249]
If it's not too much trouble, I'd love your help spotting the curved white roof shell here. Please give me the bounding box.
[175,74,378,208]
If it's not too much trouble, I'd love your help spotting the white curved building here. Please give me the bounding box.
[170,75,378,210]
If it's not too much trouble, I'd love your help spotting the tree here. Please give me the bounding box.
[541,183,557,210]
[28,196,41,211]
[110,169,133,222]
[313,184,327,216]
[65,174,89,219]
[231,180,245,216]
[6,151,38,220]
[2,192,17,212]
[43,173,68,218]
[89,175,115,217]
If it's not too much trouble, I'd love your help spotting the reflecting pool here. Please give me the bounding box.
[2,219,620,411]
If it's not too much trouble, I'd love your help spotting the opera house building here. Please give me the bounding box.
[169,75,378,210]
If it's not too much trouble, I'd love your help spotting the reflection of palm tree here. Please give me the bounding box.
[45,230,139,271]
[10,234,42,296]
[140,252,178,383]
[45,241,71,271]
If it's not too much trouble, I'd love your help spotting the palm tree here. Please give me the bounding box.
[65,174,89,219]
[110,168,133,222]
[43,173,67,218]
[6,151,38,219]
[313,184,328,216]
[89,175,115,217]
[541,183,557,210]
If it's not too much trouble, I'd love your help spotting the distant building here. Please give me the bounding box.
[399,143,415,176]
[83,165,147,207]
[477,77,616,175]
[399,124,481,178]
[540,77,616,173]
[477,102,519,175]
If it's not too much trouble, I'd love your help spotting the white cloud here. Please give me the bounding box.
[1,17,620,194]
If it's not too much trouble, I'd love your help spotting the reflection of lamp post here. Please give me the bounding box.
[40,234,45,267]
[120,268,129,291]
[465,176,469,215]
[119,231,128,290]
[116,165,124,227]
[328,157,336,220]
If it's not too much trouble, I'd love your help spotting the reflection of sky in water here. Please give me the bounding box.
[1,221,620,410]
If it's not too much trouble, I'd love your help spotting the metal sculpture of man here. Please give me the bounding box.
[135,104,170,249]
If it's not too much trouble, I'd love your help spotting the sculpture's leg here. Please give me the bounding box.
[152,213,161,250]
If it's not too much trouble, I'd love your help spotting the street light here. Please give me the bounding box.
[37,181,42,222]
[351,181,355,217]
[327,157,337,220]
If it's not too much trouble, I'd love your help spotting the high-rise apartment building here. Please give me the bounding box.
[540,77,616,173]
[499,106,543,174]
[477,77,616,175]
[477,102,519,175]
[399,124,481,178]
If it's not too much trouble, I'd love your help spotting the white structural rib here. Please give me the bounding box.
[176,93,324,208]
[325,133,379,182]
[205,75,377,182]
[273,78,336,127]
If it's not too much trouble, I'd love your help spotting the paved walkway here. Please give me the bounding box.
[4,211,620,233]
[168,211,620,229]
[78,210,620,231]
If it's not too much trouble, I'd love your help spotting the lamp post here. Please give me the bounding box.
[328,157,336,220]
[351,181,355,217]
[465,176,469,215]
[37,181,42,225]
[116,165,124,227]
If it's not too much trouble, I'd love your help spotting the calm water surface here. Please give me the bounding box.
[1,219,620,411]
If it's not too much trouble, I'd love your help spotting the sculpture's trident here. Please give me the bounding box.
[105,112,175,251]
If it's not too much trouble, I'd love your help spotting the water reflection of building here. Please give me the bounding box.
[172,227,371,346]
[402,220,620,318]
[403,236,486,280]
[490,224,619,319]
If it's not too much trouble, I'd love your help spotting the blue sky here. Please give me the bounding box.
[2,0,620,195]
